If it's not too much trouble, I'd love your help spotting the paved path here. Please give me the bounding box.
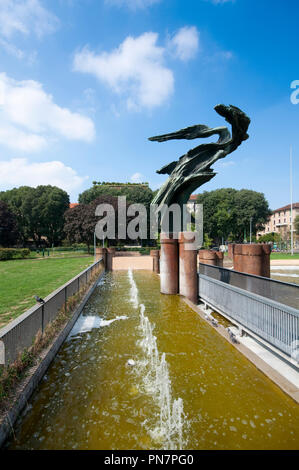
[112,256,153,270]
[271,259,299,266]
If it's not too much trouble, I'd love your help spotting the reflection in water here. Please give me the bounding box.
[8,271,299,450]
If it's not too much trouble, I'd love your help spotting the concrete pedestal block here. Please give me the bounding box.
[107,247,116,271]
[95,247,107,267]
[228,243,235,260]
[160,233,179,295]
[179,232,198,304]
[233,244,271,277]
[198,249,218,266]
[215,251,224,267]
[150,250,160,273]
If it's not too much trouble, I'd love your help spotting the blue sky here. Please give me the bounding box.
[0,0,298,209]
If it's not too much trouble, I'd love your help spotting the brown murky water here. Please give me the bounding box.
[8,271,299,450]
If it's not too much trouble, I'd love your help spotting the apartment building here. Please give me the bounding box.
[258,202,299,240]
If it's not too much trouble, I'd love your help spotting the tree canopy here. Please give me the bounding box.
[0,201,19,247]
[196,188,271,243]
[64,195,132,250]
[0,185,69,246]
[78,183,154,208]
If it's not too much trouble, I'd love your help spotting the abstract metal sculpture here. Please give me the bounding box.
[149,104,250,227]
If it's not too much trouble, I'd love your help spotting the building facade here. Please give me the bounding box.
[257,202,299,242]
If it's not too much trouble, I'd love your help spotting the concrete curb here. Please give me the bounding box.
[0,270,105,449]
[182,297,299,405]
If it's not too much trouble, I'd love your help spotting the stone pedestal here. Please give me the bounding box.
[179,232,198,304]
[198,249,218,266]
[160,233,179,295]
[233,245,244,272]
[107,247,116,271]
[233,244,271,277]
[215,251,224,267]
[150,250,160,274]
[227,243,235,260]
[95,247,107,267]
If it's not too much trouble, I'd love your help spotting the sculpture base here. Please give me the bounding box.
[179,232,198,304]
[160,233,179,295]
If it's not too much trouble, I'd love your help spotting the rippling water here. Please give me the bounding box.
[7,271,299,450]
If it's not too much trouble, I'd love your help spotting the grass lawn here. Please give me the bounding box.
[0,256,94,329]
[270,253,299,260]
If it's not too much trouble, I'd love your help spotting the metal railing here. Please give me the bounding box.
[0,259,104,366]
[198,265,299,362]
[199,263,299,309]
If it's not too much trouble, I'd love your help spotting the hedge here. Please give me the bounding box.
[0,248,31,261]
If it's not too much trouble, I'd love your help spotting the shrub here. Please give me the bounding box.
[0,248,30,261]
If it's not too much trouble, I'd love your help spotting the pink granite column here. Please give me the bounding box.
[107,247,116,271]
[95,247,107,267]
[215,251,224,267]
[160,233,179,295]
[179,232,198,304]
[198,249,218,266]
[150,249,160,274]
[233,244,271,277]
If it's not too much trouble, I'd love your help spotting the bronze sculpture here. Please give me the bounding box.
[149,104,250,228]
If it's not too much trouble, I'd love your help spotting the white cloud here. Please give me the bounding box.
[0,73,95,152]
[170,26,199,61]
[105,0,160,9]
[130,172,144,183]
[0,124,47,152]
[0,158,87,193]
[73,32,174,110]
[0,0,59,39]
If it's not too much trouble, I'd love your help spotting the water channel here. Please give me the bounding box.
[8,270,299,450]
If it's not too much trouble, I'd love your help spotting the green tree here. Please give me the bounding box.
[0,201,19,247]
[79,183,155,243]
[197,188,271,244]
[0,186,35,244]
[0,185,69,246]
[295,214,299,234]
[258,232,281,243]
[78,183,154,207]
[64,195,132,251]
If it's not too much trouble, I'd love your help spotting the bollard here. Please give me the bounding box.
[160,233,179,295]
[95,247,107,267]
[233,244,271,277]
[215,251,224,267]
[227,243,235,260]
[179,232,198,304]
[107,247,116,271]
[150,249,160,274]
[198,249,218,266]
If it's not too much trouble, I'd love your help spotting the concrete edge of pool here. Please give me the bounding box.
[183,297,299,406]
[0,270,106,449]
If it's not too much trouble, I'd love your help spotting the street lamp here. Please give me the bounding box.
[250,217,253,244]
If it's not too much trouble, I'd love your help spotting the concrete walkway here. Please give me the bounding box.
[112,255,153,270]
[271,259,299,266]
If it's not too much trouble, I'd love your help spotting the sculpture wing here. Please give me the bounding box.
[149,125,211,142]
[156,161,177,175]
